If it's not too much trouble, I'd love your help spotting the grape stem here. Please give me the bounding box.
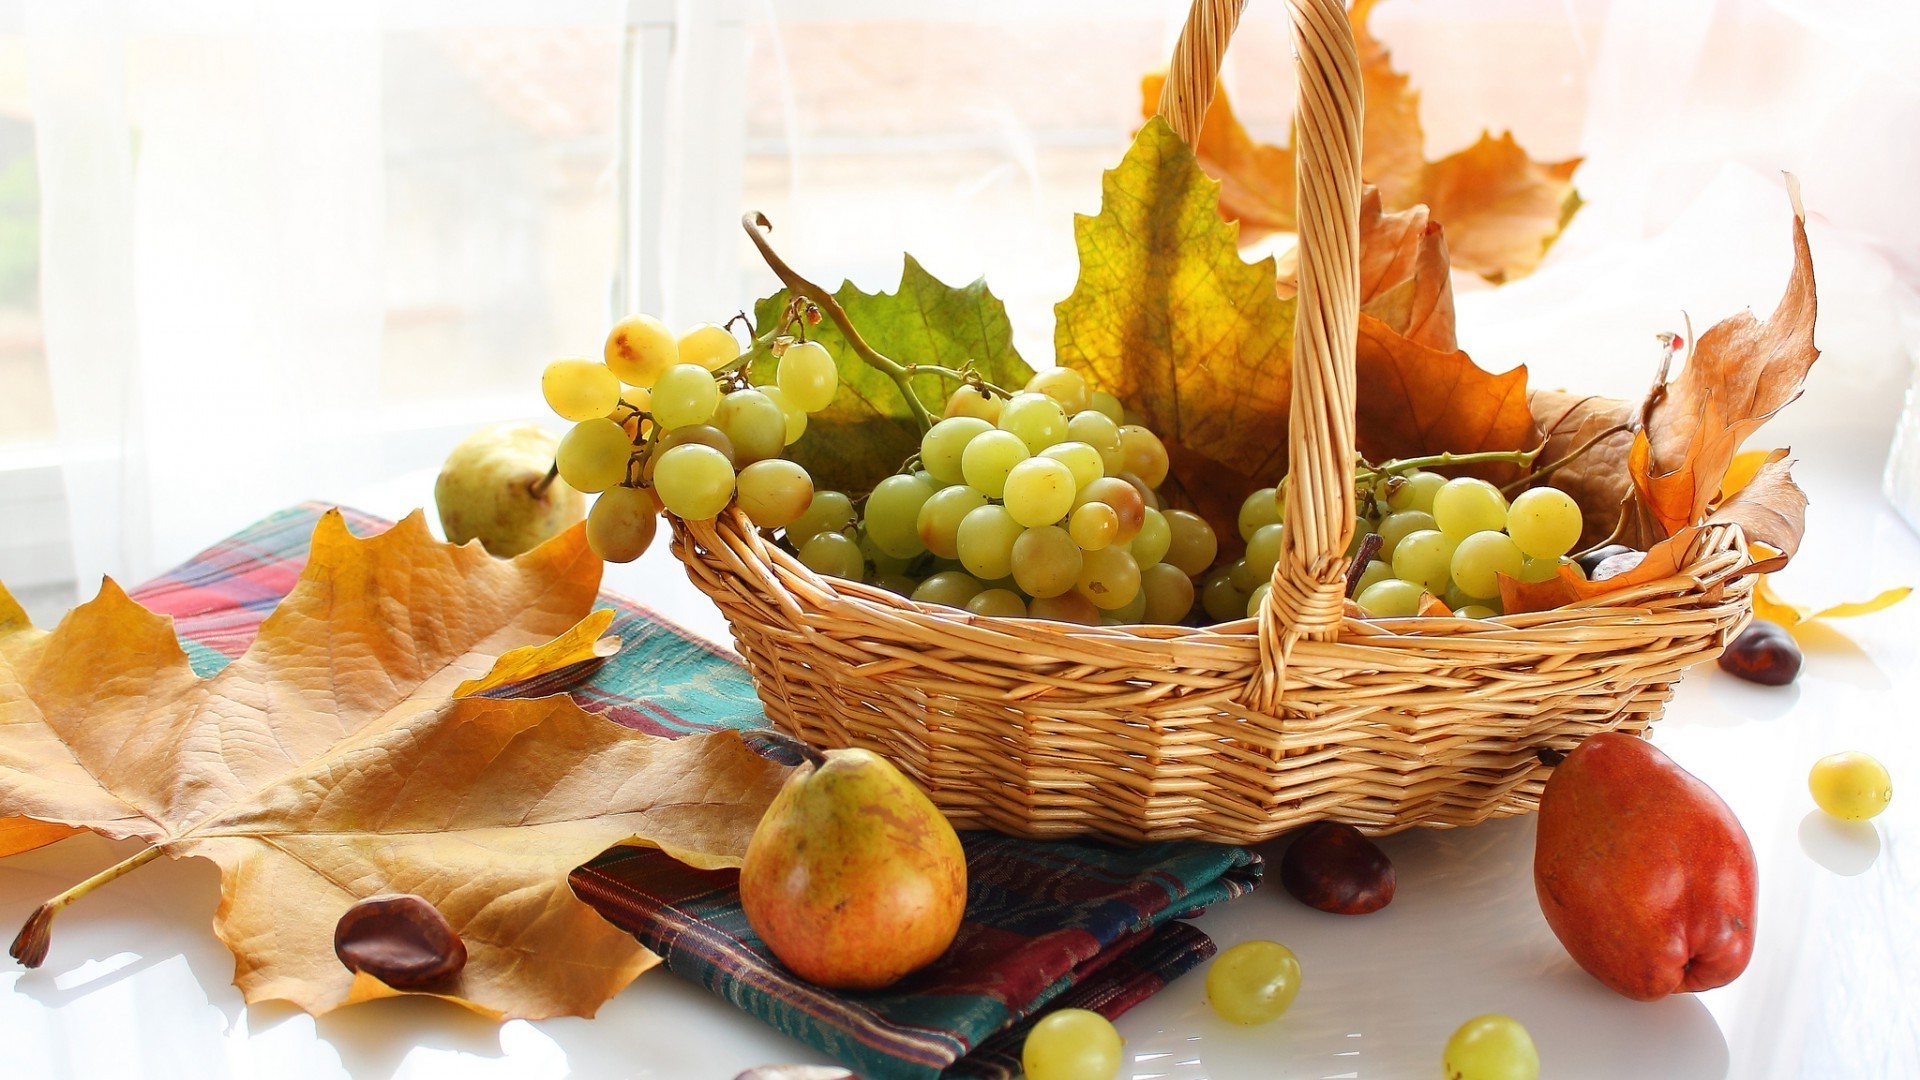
[528,463,559,499]
[1344,533,1384,598]
[1357,447,1541,491]
[907,364,1013,400]
[742,211,937,431]
[1500,422,1632,496]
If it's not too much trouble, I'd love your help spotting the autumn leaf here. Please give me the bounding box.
[748,256,1033,495]
[1527,389,1637,549]
[1419,132,1583,284]
[0,511,790,1020]
[1353,313,1536,484]
[1698,451,1806,574]
[0,582,80,857]
[1754,578,1911,634]
[1353,188,1456,351]
[1498,525,1705,615]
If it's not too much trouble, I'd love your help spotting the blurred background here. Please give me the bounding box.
[0,0,1916,628]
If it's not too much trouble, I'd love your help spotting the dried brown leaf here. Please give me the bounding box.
[1354,314,1539,484]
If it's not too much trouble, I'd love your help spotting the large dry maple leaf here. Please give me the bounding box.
[0,511,789,1020]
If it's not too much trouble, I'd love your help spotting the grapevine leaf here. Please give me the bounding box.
[1701,451,1806,574]
[1353,313,1538,484]
[1526,390,1637,549]
[1418,132,1583,284]
[1498,525,1704,615]
[1755,578,1912,634]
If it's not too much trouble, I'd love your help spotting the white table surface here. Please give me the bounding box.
[4,445,1916,1080]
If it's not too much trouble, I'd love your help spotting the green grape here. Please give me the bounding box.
[1026,367,1092,414]
[1068,502,1119,551]
[652,423,735,464]
[652,444,735,520]
[1026,592,1101,626]
[1357,578,1425,618]
[871,572,917,595]
[960,429,1030,498]
[1089,390,1126,425]
[789,490,854,548]
[1244,523,1285,578]
[1517,555,1565,583]
[921,416,993,487]
[1040,441,1104,490]
[1442,1014,1540,1080]
[1377,510,1437,560]
[1456,604,1500,619]
[1451,530,1524,599]
[1004,458,1078,528]
[1067,410,1125,474]
[1245,582,1271,619]
[798,531,863,580]
[917,485,990,560]
[650,363,722,429]
[967,588,1027,618]
[735,459,814,529]
[1354,559,1394,595]
[1442,583,1475,611]
[945,385,1003,423]
[586,486,658,563]
[1389,469,1446,514]
[1392,529,1456,594]
[1109,584,1150,624]
[1073,477,1146,543]
[1201,574,1248,623]
[677,322,741,371]
[713,389,787,466]
[998,392,1068,453]
[542,358,622,422]
[1809,752,1893,820]
[860,531,912,576]
[1223,559,1256,594]
[604,313,678,388]
[1205,940,1301,1026]
[865,474,937,559]
[758,384,807,445]
[557,418,635,493]
[956,504,1024,580]
[1131,509,1171,568]
[1162,510,1218,577]
[1117,471,1160,512]
[1118,425,1169,487]
[1432,478,1509,539]
[776,339,839,412]
[1140,562,1195,624]
[912,570,985,608]
[1012,525,1083,599]
[1506,486,1583,559]
[1238,487,1280,542]
[1076,547,1141,611]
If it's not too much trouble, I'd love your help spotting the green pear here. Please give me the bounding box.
[434,422,583,557]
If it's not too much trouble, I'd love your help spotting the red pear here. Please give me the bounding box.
[1534,732,1757,1000]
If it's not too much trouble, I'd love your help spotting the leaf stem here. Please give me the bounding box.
[742,212,936,431]
[1501,422,1632,496]
[10,845,163,968]
[907,364,1013,399]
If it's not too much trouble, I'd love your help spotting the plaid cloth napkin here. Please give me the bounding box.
[132,503,1264,1079]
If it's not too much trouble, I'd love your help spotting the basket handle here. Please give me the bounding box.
[1156,0,1362,712]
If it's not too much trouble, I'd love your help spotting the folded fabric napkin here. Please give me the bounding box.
[134,503,1264,1078]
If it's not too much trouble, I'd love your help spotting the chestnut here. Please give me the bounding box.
[1279,822,1395,915]
[333,893,466,989]
[1718,621,1802,685]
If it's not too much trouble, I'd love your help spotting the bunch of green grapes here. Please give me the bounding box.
[540,313,839,563]
[785,366,1219,626]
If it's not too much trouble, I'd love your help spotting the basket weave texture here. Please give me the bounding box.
[667,0,1755,843]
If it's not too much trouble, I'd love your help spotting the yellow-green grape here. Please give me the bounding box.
[1162,510,1218,577]
[967,588,1027,618]
[858,533,911,577]
[1141,562,1195,624]
[957,504,1024,580]
[1012,525,1083,599]
[917,485,989,560]
[1131,508,1172,568]
[1442,583,1476,611]
[1076,546,1141,611]
[586,486,658,563]
[1456,604,1500,619]
[961,429,1030,499]
[1118,425,1169,487]
[652,444,735,520]
[922,416,993,487]
[1517,555,1565,583]
[1354,559,1394,595]
[1089,390,1126,425]
[1201,574,1248,622]
[678,322,741,372]
[1388,469,1446,514]
[557,418,635,493]
[1026,592,1101,626]
[864,473,937,559]
[714,389,787,466]
[650,363,722,429]
[1244,523,1285,579]
[1238,486,1280,542]
[734,459,814,530]
[652,423,734,464]
[1506,486,1582,559]
[621,385,652,413]
[775,339,839,412]
[1109,583,1150,624]
[1004,457,1078,528]
[1809,752,1892,820]
[604,313,678,388]
[1205,940,1301,1026]
[1022,1009,1123,1080]
[945,385,1003,423]
[1432,478,1509,540]
[1228,558,1261,593]
[1358,578,1425,618]
[998,392,1068,453]
[798,531,863,580]
[871,572,917,596]
[1376,510,1437,560]
[788,490,853,548]
[1040,441,1104,490]
[912,570,985,608]
[1068,502,1119,551]
[1026,366,1092,415]
[1245,582,1271,618]
[542,358,622,422]
[1392,529,1456,594]
[1442,1014,1540,1080]
[1451,530,1524,599]
[758,384,807,445]
[1074,477,1146,544]
[1067,410,1125,474]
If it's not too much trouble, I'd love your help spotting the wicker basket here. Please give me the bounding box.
[667,0,1755,843]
